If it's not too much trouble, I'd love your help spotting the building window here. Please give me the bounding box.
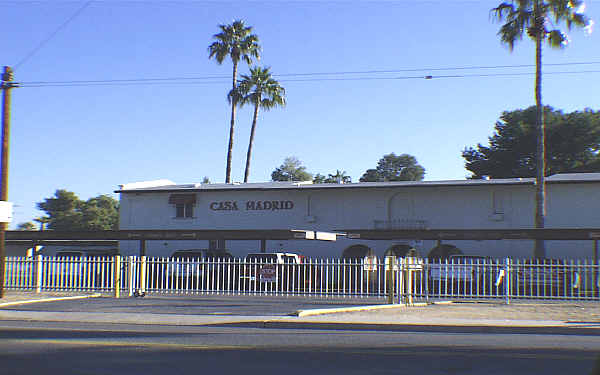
[176,203,194,218]
[169,194,196,219]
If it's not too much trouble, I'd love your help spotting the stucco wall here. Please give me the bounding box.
[118,181,599,259]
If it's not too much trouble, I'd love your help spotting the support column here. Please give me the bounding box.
[139,239,146,257]
[260,239,266,253]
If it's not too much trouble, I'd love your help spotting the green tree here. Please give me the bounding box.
[271,157,312,182]
[33,216,50,231]
[463,106,600,178]
[37,190,84,231]
[208,20,261,183]
[80,195,120,231]
[37,190,119,231]
[233,66,286,183]
[325,170,352,183]
[16,222,36,231]
[313,170,352,183]
[359,153,425,182]
[312,173,327,184]
[491,0,591,258]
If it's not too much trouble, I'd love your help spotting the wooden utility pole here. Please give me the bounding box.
[0,66,16,298]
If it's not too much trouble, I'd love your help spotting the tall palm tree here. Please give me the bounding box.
[208,20,261,183]
[491,0,590,258]
[234,66,286,183]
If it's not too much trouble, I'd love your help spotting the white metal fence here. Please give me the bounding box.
[4,256,599,302]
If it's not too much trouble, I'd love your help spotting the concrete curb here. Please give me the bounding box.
[295,303,418,317]
[294,301,453,317]
[0,294,103,308]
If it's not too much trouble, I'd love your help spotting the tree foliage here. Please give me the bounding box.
[313,170,352,184]
[463,106,600,179]
[271,157,312,182]
[491,1,591,52]
[16,222,36,231]
[37,190,119,231]
[359,153,425,182]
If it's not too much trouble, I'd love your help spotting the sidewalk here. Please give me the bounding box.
[1,291,599,333]
[0,290,101,307]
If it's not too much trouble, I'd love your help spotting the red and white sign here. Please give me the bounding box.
[260,265,277,282]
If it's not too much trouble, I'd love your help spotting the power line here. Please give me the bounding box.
[274,61,600,77]
[13,1,92,71]
[16,61,600,87]
[17,69,600,88]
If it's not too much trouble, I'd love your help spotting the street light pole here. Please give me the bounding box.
[0,66,15,298]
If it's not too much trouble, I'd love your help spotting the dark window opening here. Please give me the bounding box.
[176,203,194,218]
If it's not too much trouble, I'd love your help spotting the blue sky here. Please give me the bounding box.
[1,0,598,227]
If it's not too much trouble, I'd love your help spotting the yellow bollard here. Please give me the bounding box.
[139,256,147,294]
[113,255,121,298]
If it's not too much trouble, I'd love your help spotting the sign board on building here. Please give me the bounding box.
[0,201,13,223]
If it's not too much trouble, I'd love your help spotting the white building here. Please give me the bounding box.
[116,173,600,259]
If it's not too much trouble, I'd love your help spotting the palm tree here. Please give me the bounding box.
[491,0,591,258]
[234,66,286,183]
[208,20,261,183]
[325,170,352,184]
[33,216,50,231]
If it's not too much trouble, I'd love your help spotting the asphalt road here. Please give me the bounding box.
[0,321,598,375]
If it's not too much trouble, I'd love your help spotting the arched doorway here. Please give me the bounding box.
[384,244,417,257]
[427,243,463,259]
[388,193,414,223]
[341,244,374,259]
[341,244,376,291]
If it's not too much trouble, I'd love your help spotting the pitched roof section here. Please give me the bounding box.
[115,173,600,194]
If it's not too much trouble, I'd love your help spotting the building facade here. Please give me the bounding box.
[117,173,600,259]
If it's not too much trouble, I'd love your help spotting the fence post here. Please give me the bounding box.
[35,255,43,293]
[127,256,134,297]
[385,256,395,304]
[504,257,511,305]
[407,257,415,305]
[140,256,147,294]
[113,255,121,298]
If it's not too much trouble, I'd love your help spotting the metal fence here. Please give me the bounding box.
[4,255,115,293]
[410,258,599,303]
[4,256,599,302]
